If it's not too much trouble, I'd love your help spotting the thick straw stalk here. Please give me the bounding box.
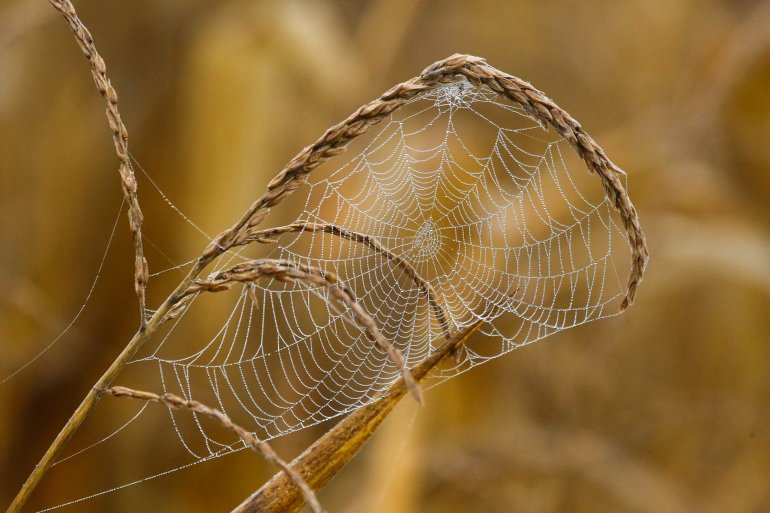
[231,322,483,513]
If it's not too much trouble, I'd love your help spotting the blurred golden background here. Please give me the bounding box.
[1,1,769,512]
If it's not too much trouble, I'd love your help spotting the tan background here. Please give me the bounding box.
[1,1,769,512]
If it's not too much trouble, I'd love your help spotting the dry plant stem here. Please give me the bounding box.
[5,260,207,513]
[47,0,148,320]
[102,387,327,513]
[185,258,423,404]
[231,321,483,513]
[248,221,451,337]
[10,53,647,513]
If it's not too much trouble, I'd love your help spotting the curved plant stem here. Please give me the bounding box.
[246,221,452,337]
[102,386,327,513]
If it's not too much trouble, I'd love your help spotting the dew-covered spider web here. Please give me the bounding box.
[34,77,635,510]
[135,77,633,449]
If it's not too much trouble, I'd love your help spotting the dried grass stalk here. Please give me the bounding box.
[101,386,326,513]
[47,0,148,319]
[210,53,648,310]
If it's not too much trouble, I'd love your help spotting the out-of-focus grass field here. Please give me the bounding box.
[1,1,768,512]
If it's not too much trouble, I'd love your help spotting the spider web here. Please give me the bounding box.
[129,77,632,457]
